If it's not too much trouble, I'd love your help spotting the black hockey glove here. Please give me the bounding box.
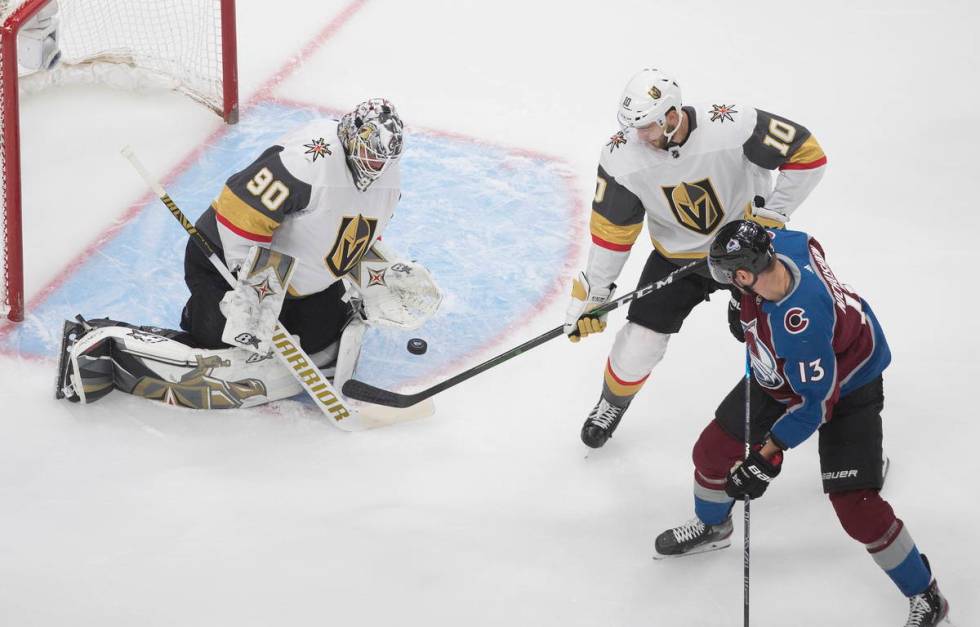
[727,293,744,343]
[725,449,783,500]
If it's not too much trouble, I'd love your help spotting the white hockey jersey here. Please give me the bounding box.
[207,118,401,296]
[586,103,826,287]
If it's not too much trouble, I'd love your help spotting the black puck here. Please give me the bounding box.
[407,338,428,355]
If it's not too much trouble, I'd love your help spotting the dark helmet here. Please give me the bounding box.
[707,220,774,285]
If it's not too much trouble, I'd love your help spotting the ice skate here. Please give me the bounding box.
[580,397,628,448]
[653,516,733,560]
[904,555,950,626]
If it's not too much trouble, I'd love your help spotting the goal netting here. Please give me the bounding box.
[0,0,237,321]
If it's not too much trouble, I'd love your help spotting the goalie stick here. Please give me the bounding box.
[342,258,708,408]
[120,146,365,431]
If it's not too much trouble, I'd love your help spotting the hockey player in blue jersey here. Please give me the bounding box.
[652,221,950,626]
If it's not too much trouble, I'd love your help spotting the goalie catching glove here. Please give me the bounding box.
[219,245,296,355]
[350,257,442,330]
[564,272,615,342]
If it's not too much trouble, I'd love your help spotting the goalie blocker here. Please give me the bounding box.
[219,245,297,355]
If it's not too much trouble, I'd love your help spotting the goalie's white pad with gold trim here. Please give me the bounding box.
[66,324,314,409]
[61,321,434,426]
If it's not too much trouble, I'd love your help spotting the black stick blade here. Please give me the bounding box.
[342,379,420,408]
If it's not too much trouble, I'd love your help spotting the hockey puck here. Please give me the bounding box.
[407,338,428,355]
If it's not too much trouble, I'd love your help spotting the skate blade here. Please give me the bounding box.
[652,537,732,561]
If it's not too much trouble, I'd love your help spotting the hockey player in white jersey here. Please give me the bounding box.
[566,68,826,448]
[56,98,442,410]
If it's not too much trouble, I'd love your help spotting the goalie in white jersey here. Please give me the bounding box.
[565,69,826,448]
[56,99,442,410]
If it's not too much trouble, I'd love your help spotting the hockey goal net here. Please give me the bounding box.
[0,0,238,322]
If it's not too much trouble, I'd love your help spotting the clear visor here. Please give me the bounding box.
[707,257,734,285]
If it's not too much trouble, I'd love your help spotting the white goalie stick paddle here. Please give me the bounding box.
[120,145,366,431]
[342,258,708,408]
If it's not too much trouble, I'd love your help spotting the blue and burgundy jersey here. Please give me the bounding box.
[740,229,891,449]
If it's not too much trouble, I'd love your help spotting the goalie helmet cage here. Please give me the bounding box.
[0,0,239,322]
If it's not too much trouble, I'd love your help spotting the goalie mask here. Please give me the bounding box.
[338,98,405,191]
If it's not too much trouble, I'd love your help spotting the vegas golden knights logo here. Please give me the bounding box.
[661,178,724,235]
[326,214,379,278]
[131,355,267,409]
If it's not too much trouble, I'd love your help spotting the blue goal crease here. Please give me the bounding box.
[1,101,579,392]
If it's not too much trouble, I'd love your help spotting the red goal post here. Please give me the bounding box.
[0,0,238,322]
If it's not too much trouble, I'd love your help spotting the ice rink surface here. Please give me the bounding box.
[1,1,978,625]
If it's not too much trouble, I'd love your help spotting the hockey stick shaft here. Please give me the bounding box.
[342,258,707,408]
[120,146,360,430]
[743,349,751,626]
[122,146,237,284]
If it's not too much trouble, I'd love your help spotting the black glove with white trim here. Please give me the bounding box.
[726,448,783,500]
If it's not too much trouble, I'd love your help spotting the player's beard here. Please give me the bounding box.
[650,119,680,150]
[732,279,760,298]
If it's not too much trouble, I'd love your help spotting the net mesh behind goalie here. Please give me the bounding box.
[0,0,237,321]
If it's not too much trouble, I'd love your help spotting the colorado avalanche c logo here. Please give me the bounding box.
[784,307,809,334]
[744,323,784,389]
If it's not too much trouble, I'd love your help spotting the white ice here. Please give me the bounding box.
[1,1,978,625]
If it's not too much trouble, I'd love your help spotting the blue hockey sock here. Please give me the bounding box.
[866,522,931,597]
[694,495,734,526]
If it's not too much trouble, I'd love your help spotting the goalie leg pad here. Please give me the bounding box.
[309,341,340,370]
[333,317,367,393]
[56,317,112,403]
[56,318,86,401]
[59,320,322,409]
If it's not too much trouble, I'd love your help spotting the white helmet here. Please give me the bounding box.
[616,68,682,131]
[338,98,405,191]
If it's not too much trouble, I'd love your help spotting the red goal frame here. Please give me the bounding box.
[0,0,239,322]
